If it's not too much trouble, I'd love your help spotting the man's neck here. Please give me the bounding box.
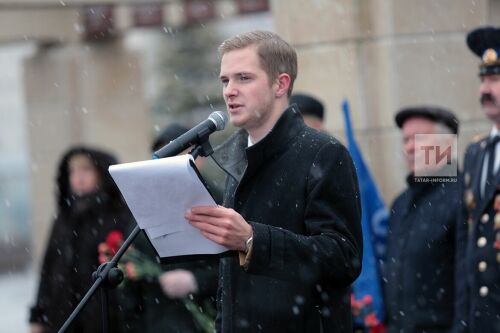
[247,100,288,144]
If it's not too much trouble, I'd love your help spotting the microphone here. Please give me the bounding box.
[152,111,228,159]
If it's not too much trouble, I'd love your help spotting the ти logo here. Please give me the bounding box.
[420,145,452,165]
[414,134,458,178]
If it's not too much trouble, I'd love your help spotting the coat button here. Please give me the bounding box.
[477,237,487,247]
[481,214,490,223]
[478,261,487,272]
[479,286,489,297]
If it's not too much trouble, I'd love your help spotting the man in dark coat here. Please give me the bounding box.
[290,93,325,131]
[454,26,500,332]
[383,107,460,333]
[29,146,135,333]
[185,31,363,333]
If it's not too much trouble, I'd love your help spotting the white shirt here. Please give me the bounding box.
[480,126,500,197]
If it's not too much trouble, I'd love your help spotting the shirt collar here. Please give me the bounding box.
[490,126,500,138]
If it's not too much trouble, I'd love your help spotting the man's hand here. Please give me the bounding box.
[158,269,197,298]
[185,206,252,252]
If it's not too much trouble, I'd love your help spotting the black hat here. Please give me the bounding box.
[151,124,189,152]
[466,26,500,76]
[290,93,325,120]
[395,106,459,134]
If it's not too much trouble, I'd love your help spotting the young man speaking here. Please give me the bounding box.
[185,31,362,333]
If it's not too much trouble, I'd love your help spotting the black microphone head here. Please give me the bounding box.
[209,111,228,131]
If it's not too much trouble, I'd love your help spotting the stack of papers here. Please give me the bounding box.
[109,155,228,258]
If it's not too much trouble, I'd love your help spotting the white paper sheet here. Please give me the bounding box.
[109,155,227,258]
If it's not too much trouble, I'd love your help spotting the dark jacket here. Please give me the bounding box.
[455,138,500,332]
[30,146,134,333]
[383,174,459,333]
[211,106,363,333]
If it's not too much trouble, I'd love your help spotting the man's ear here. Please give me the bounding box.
[275,73,291,98]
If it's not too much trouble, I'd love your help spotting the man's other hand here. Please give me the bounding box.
[158,269,198,298]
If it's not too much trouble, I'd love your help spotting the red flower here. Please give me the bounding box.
[125,262,137,280]
[351,294,362,315]
[369,323,387,333]
[98,243,110,264]
[106,230,124,256]
[365,312,380,327]
[362,295,373,304]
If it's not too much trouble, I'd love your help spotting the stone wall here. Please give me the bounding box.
[24,38,150,263]
[272,0,496,203]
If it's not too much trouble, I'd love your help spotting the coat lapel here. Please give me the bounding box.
[211,129,248,183]
[212,106,306,200]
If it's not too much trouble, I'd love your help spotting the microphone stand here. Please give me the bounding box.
[57,138,214,333]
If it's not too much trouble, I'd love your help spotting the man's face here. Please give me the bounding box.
[479,74,500,123]
[219,46,277,131]
[303,115,324,131]
[401,117,436,172]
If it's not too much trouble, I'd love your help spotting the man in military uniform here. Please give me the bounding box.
[455,26,500,332]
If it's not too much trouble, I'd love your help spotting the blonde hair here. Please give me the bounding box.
[218,31,298,97]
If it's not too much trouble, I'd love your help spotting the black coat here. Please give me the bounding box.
[30,146,135,333]
[383,175,459,333]
[455,138,500,332]
[211,106,363,333]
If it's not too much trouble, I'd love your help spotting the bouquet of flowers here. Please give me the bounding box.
[98,230,216,333]
[351,294,386,333]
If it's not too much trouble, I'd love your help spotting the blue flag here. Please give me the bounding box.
[342,99,388,327]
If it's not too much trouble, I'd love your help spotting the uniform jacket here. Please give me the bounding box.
[211,106,363,333]
[455,138,500,332]
[29,146,134,333]
[384,174,459,333]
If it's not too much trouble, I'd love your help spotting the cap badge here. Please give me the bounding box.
[483,48,498,65]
